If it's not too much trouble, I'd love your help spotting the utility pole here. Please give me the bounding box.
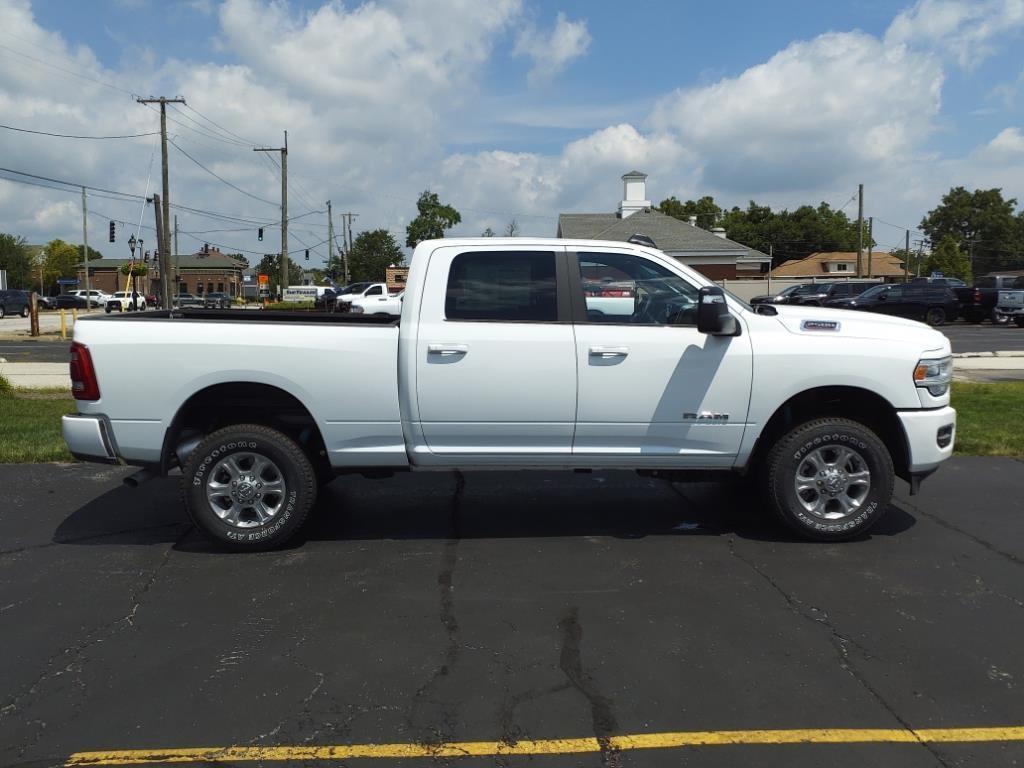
[254,131,287,296]
[856,183,864,278]
[866,217,873,278]
[326,200,334,280]
[174,214,180,299]
[904,229,910,283]
[137,96,185,308]
[342,212,358,284]
[346,213,354,284]
[151,194,164,310]
[81,186,92,310]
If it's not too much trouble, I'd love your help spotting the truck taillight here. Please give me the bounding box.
[974,288,982,302]
[69,342,100,401]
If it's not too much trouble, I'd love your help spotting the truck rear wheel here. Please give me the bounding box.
[181,424,317,551]
[763,418,894,541]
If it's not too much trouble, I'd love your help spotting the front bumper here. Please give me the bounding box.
[62,414,119,464]
[897,406,956,475]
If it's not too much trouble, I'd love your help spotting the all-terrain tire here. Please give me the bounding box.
[763,417,894,541]
[181,423,317,551]
[1015,316,1024,328]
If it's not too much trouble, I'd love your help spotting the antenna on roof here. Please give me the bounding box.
[628,233,657,248]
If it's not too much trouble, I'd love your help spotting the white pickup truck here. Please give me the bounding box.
[350,290,404,316]
[63,238,956,550]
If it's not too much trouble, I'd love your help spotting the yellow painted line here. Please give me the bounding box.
[65,726,1024,765]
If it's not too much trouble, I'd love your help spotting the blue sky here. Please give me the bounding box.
[3,0,1023,262]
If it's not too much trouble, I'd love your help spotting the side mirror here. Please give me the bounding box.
[697,286,738,336]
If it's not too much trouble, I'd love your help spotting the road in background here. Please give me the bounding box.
[942,324,1024,353]
[1,460,1022,767]
[0,341,70,363]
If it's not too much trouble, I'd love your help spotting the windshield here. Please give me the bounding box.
[859,284,890,299]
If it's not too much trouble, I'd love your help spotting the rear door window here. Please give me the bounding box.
[445,251,557,322]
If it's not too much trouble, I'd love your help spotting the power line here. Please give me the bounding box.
[180,103,259,147]
[169,138,279,206]
[0,123,158,140]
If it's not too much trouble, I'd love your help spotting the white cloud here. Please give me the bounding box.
[513,11,591,85]
[886,0,1024,69]
[986,126,1024,153]
[650,31,943,195]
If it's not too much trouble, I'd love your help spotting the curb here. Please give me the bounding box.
[953,351,1024,359]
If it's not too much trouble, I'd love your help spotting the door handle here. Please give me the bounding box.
[427,343,469,355]
[589,346,629,358]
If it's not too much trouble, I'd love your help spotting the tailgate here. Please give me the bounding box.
[997,290,1024,309]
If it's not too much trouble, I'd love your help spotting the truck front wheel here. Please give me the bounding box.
[182,424,317,550]
[763,418,894,541]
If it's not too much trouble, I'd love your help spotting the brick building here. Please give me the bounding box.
[385,266,409,293]
[78,247,247,302]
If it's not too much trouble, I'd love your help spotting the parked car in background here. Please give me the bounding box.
[314,288,338,312]
[68,289,111,308]
[792,282,877,306]
[994,277,1024,327]
[335,282,388,311]
[951,276,1024,324]
[749,284,808,305]
[53,294,90,309]
[172,293,205,309]
[350,291,404,316]
[38,294,56,310]
[145,294,159,309]
[204,292,232,309]
[105,292,147,313]
[826,283,960,326]
[0,289,31,318]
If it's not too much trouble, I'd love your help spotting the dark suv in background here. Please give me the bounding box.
[0,289,30,319]
[792,282,877,306]
[826,283,960,326]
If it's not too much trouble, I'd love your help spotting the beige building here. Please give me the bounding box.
[770,251,907,279]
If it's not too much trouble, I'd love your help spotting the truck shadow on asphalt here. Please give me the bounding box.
[51,471,917,551]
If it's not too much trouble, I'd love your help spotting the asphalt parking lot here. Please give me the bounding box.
[1,459,1022,767]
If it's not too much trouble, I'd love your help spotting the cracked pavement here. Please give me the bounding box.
[1,458,1022,767]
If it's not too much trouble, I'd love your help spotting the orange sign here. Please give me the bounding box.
[258,274,269,285]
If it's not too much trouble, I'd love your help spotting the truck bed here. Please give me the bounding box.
[80,309,399,325]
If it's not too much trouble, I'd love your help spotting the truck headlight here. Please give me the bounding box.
[913,356,953,396]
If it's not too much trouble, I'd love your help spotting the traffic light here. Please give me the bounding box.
[305,249,309,261]
[258,228,264,241]
[108,221,116,243]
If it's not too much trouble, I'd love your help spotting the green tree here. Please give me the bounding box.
[0,233,34,289]
[75,244,105,262]
[481,227,496,237]
[255,253,304,289]
[926,235,973,282]
[656,195,721,229]
[349,230,403,283]
[42,239,80,292]
[920,187,1020,273]
[406,190,461,248]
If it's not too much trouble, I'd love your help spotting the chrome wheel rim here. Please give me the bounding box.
[206,452,286,528]
[794,445,871,520]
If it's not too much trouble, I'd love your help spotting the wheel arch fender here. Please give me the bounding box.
[160,381,328,478]
[746,386,910,482]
